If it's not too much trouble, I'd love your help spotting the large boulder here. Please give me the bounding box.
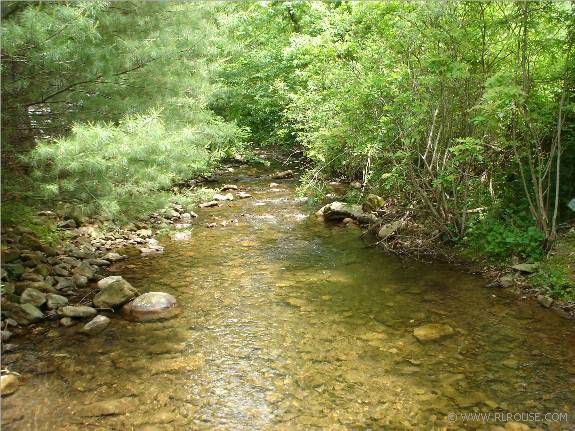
[93,278,138,309]
[413,323,455,343]
[121,292,180,322]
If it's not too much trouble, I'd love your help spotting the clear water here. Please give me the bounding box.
[3,166,575,430]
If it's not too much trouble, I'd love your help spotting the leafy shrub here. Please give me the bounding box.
[531,265,575,301]
[464,210,545,261]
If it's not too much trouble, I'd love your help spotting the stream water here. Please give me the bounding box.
[2,165,575,430]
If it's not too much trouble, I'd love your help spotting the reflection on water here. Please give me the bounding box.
[2,168,575,430]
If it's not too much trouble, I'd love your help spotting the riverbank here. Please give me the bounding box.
[312,188,575,321]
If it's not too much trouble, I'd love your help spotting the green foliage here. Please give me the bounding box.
[531,265,575,301]
[215,0,574,247]
[1,2,227,144]
[464,210,545,261]
[27,112,242,221]
[2,2,245,222]
[531,231,575,301]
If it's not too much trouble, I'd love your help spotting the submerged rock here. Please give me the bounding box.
[413,323,455,342]
[121,292,180,322]
[171,231,192,241]
[81,315,110,335]
[76,397,138,417]
[0,374,19,396]
[93,278,138,309]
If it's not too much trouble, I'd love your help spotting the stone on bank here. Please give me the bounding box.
[92,277,139,308]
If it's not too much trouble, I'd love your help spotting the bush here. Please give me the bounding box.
[27,111,243,221]
[464,209,545,261]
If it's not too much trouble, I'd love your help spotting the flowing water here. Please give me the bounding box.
[2,165,575,430]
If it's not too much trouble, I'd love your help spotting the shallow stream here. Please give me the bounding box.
[2,166,575,430]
